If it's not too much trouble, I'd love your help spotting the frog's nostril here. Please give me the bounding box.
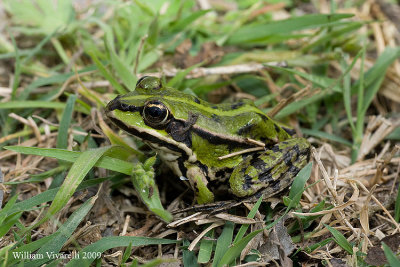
[106,96,122,112]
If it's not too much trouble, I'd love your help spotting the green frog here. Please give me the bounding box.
[106,76,310,204]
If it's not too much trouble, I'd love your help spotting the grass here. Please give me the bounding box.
[1,0,400,265]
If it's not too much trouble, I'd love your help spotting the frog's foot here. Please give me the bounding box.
[166,112,198,143]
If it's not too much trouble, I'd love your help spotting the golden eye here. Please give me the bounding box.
[142,101,170,127]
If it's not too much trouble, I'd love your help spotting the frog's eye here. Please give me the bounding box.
[142,101,170,128]
[136,76,149,86]
[136,76,162,90]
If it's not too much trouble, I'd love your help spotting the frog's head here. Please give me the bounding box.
[105,76,199,158]
[106,76,172,130]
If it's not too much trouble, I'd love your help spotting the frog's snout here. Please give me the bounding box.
[106,96,122,113]
[106,95,140,114]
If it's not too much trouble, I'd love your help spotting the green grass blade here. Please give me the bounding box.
[121,242,133,265]
[32,146,113,229]
[104,26,137,91]
[233,196,262,244]
[382,242,400,266]
[302,22,363,52]
[227,13,354,45]
[274,91,329,119]
[65,236,177,266]
[395,182,400,222]
[6,178,107,217]
[341,51,360,134]
[286,162,313,209]
[6,235,54,265]
[87,50,127,94]
[4,146,133,175]
[167,62,203,88]
[19,196,97,267]
[212,221,234,267]
[9,30,20,100]
[353,47,400,108]
[362,49,400,119]
[0,101,65,110]
[183,240,199,267]
[0,194,18,225]
[169,10,210,32]
[56,94,76,149]
[301,129,352,146]
[303,237,333,253]
[324,224,353,254]
[0,212,22,238]
[217,229,263,267]
[198,229,214,264]
[269,66,340,92]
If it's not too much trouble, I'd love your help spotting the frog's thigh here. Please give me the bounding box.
[186,165,215,204]
[229,138,310,198]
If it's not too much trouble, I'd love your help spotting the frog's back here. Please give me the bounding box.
[157,89,292,146]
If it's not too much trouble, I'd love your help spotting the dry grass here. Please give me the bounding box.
[0,0,400,266]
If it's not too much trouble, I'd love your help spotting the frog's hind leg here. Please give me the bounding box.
[229,138,310,199]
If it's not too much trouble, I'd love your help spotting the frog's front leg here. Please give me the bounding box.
[229,138,311,198]
[186,165,215,204]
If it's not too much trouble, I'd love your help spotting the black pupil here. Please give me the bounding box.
[144,101,168,124]
[148,106,164,118]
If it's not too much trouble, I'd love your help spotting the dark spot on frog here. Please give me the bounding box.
[259,171,273,182]
[237,123,255,135]
[282,126,295,136]
[284,150,294,166]
[274,124,281,135]
[194,97,201,104]
[288,164,300,176]
[249,155,267,171]
[242,174,253,190]
[274,160,301,185]
[254,191,263,199]
[260,114,270,121]
[305,147,311,161]
[260,137,267,143]
[271,180,281,191]
[198,162,209,178]
[211,114,220,122]
[215,170,226,178]
[291,144,301,161]
[193,180,199,193]
[298,144,311,161]
[270,145,282,153]
[211,105,218,109]
[192,127,254,149]
[231,101,245,110]
[293,144,300,154]
[177,157,188,178]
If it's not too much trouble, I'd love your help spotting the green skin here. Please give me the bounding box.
[106,76,311,204]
